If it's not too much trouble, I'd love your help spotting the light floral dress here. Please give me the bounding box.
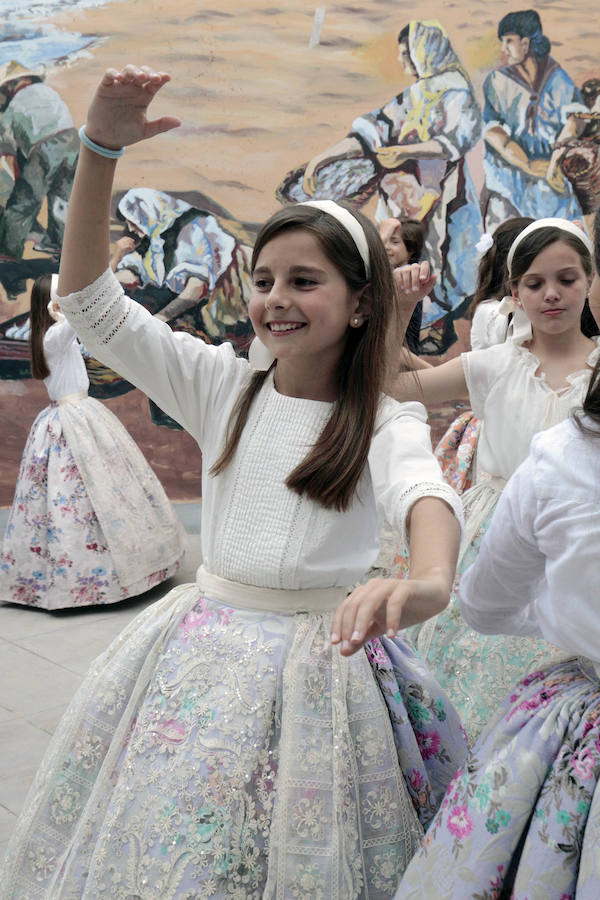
[0,316,185,609]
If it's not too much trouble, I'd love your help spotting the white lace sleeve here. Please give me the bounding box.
[369,398,464,547]
[57,267,134,347]
[58,268,250,445]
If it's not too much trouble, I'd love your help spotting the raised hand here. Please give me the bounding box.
[85,65,181,151]
[394,261,437,306]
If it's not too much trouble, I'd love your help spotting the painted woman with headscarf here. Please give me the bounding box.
[482,9,583,230]
[279,20,483,353]
[113,187,252,343]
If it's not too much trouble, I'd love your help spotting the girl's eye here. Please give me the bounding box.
[294,277,316,287]
[560,278,576,285]
[525,281,541,290]
[253,279,271,290]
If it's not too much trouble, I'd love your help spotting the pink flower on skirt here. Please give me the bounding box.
[409,768,424,791]
[416,730,441,760]
[447,804,473,840]
[365,638,389,666]
[572,751,596,781]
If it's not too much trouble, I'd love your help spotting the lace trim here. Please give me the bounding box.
[58,268,133,347]
[397,481,464,547]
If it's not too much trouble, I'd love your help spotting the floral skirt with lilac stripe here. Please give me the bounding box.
[0,402,184,609]
[395,656,600,899]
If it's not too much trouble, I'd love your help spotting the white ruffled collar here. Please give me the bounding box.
[513,335,600,394]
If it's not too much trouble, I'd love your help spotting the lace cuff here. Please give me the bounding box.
[58,268,132,349]
[397,481,464,547]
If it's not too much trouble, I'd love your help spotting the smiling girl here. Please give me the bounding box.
[387,218,598,740]
[0,66,467,898]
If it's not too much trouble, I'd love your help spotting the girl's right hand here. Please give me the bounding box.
[85,65,181,151]
[394,261,437,306]
[330,574,450,656]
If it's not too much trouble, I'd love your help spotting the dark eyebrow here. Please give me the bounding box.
[253,264,326,277]
[525,266,581,277]
[289,265,326,277]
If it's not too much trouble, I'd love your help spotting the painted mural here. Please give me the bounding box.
[0,0,598,503]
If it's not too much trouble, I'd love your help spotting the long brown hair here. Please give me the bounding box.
[210,203,398,511]
[29,273,54,380]
[574,207,600,435]
[467,217,533,318]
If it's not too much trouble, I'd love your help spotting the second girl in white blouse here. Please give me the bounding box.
[396,353,600,899]
[392,218,599,739]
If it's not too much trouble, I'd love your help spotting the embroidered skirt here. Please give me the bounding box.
[405,481,567,741]
[0,397,185,609]
[395,656,600,899]
[0,571,467,898]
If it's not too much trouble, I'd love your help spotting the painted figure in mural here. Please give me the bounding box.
[482,9,583,230]
[547,78,600,234]
[278,19,483,354]
[0,61,79,264]
[0,273,185,610]
[110,187,253,344]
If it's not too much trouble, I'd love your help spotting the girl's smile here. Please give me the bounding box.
[265,320,306,334]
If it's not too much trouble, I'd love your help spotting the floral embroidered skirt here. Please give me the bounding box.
[405,483,567,742]
[433,409,479,497]
[0,400,185,609]
[0,583,467,898]
[395,656,600,899]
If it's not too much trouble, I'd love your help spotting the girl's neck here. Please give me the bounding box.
[527,327,594,360]
[273,359,339,402]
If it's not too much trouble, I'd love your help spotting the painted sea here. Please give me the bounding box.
[0,0,128,70]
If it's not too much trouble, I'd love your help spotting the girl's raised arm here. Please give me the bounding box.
[58,66,180,296]
[390,355,468,405]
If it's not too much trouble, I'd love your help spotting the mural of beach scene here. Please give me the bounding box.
[0,0,598,504]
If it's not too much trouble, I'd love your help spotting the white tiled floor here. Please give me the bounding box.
[0,505,202,862]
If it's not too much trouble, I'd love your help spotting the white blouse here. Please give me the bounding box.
[470,299,509,350]
[42,316,89,401]
[59,268,462,590]
[459,417,600,663]
[461,338,600,483]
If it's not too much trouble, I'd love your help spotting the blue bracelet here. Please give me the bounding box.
[78,125,125,159]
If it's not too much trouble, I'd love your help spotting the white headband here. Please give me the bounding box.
[298,200,371,279]
[507,217,593,278]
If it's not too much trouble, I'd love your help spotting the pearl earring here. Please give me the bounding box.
[353,316,360,326]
